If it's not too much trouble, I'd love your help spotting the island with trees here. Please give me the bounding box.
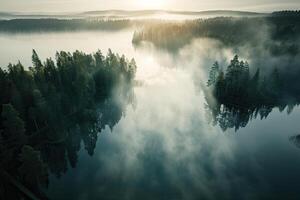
[205,55,300,131]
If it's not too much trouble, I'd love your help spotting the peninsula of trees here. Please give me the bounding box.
[0,49,137,199]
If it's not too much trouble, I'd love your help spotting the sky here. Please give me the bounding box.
[0,0,299,13]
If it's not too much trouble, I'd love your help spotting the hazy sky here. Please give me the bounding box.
[0,0,299,12]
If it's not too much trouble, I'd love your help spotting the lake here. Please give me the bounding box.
[1,30,300,200]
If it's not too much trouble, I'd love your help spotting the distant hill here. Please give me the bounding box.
[0,12,78,20]
[0,10,299,33]
[0,12,14,17]
[82,10,267,17]
[169,10,266,16]
[0,10,267,20]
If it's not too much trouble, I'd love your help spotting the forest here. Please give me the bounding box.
[132,11,300,54]
[0,49,136,199]
[205,55,300,131]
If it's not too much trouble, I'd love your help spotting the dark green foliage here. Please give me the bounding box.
[18,145,49,188]
[0,49,136,198]
[272,10,300,17]
[205,55,299,131]
[1,104,25,141]
[0,104,26,167]
[32,49,43,70]
[207,62,220,86]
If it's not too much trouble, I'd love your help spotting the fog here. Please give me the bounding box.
[1,28,300,199]
[0,31,134,68]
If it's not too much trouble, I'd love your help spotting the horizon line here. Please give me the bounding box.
[0,9,286,15]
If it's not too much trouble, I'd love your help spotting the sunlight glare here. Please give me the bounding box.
[137,0,166,9]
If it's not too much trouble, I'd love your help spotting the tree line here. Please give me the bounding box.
[132,12,300,55]
[0,49,137,199]
[0,19,133,32]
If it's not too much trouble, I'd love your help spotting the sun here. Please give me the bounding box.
[137,0,166,9]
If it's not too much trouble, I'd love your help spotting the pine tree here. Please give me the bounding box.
[32,49,43,70]
[207,61,220,86]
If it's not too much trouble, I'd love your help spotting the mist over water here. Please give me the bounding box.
[0,30,134,68]
[1,29,300,199]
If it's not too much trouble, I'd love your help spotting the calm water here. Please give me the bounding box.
[1,31,300,199]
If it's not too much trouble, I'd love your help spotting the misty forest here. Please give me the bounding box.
[0,49,136,199]
[0,2,300,200]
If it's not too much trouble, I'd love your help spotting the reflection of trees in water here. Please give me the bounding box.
[289,135,300,149]
[0,49,136,199]
[205,55,300,131]
[205,103,291,131]
[41,97,129,178]
[0,96,131,199]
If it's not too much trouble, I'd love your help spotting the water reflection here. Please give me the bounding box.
[290,135,300,149]
[1,93,134,199]
[134,36,300,131]
[41,96,133,178]
[205,102,298,131]
[0,47,136,199]
[1,30,300,200]
[202,54,300,131]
